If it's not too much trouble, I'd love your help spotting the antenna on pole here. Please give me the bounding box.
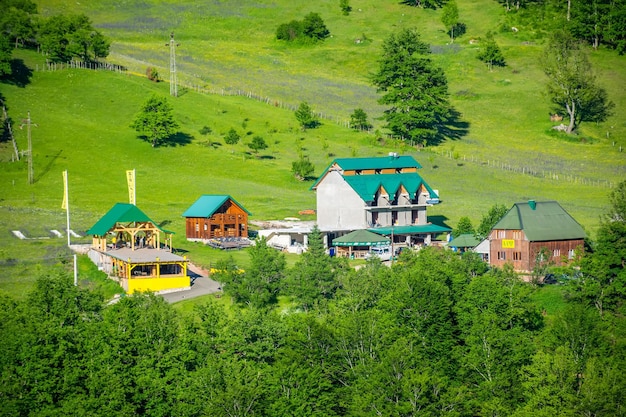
[166,32,180,97]
[20,111,38,185]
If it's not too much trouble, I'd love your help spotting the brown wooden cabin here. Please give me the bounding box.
[183,195,251,241]
[489,200,585,273]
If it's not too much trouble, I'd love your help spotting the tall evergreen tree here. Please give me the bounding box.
[477,31,506,71]
[372,28,452,146]
[288,224,341,310]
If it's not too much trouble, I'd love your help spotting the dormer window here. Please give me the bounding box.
[355,170,362,175]
[395,168,402,174]
[375,169,381,174]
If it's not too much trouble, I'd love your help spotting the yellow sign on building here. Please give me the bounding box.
[502,239,515,248]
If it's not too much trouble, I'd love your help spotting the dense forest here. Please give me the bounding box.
[0,182,624,416]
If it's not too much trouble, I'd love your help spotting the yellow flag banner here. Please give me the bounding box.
[61,170,68,210]
[126,169,135,205]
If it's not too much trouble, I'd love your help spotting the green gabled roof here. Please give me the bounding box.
[493,201,586,241]
[448,233,481,248]
[87,203,163,237]
[333,155,422,171]
[311,155,423,190]
[343,173,438,203]
[332,229,390,246]
[182,195,251,218]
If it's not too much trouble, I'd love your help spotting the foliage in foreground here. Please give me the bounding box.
[2,216,625,416]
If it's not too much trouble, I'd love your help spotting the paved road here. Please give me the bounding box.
[160,263,222,303]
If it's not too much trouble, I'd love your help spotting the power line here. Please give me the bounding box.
[166,32,180,97]
[20,111,38,184]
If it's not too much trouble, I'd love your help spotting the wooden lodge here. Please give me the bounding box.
[86,203,189,294]
[183,195,250,242]
[489,200,585,273]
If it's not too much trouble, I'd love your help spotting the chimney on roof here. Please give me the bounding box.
[388,152,398,159]
[528,200,536,210]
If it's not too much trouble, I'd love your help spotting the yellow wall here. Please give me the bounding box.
[127,276,190,294]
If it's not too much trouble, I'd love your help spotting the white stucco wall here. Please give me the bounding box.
[316,171,367,231]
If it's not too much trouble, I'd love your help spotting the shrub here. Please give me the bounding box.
[292,156,315,180]
[276,13,329,42]
[146,66,159,82]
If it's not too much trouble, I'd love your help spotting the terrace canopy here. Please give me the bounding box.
[331,229,389,259]
[332,229,390,247]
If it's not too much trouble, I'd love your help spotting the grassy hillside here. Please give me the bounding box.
[0,0,623,296]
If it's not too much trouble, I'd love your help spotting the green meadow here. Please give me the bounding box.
[0,0,624,297]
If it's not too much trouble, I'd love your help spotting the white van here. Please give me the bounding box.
[365,246,392,261]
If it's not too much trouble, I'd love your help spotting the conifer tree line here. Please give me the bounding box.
[1,183,625,416]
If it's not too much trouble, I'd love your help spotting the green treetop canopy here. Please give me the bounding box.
[332,229,390,247]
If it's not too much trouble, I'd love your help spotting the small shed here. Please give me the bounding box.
[447,233,481,253]
[332,229,390,258]
[183,195,250,242]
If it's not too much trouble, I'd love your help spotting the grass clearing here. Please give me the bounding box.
[0,1,623,298]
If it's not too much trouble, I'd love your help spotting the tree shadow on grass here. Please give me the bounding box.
[436,108,470,144]
[428,215,451,230]
[0,59,33,88]
[165,132,193,147]
[244,151,275,160]
[35,150,63,184]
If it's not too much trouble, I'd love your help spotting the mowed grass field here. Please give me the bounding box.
[0,0,624,297]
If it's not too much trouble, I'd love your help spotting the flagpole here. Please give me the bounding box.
[126,169,136,205]
[63,170,71,247]
[133,168,136,204]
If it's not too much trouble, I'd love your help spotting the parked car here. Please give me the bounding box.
[394,246,410,256]
[365,246,392,261]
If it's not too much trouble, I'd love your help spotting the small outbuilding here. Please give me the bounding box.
[86,203,189,294]
[447,233,481,253]
[183,195,250,242]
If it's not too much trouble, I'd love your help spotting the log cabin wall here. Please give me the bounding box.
[490,229,584,272]
[185,201,248,240]
[528,239,585,270]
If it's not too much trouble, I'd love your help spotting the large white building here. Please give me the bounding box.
[311,154,450,247]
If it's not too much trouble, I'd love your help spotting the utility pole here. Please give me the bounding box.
[20,111,37,184]
[166,32,179,97]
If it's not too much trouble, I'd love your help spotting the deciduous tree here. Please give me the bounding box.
[292,155,315,180]
[441,0,459,42]
[579,180,626,314]
[224,127,241,153]
[38,14,110,62]
[349,108,371,131]
[476,203,508,238]
[0,36,11,76]
[130,94,179,147]
[248,135,268,155]
[453,216,475,238]
[541,30,614,133]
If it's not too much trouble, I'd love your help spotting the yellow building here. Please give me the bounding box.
[86,203,189,294]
